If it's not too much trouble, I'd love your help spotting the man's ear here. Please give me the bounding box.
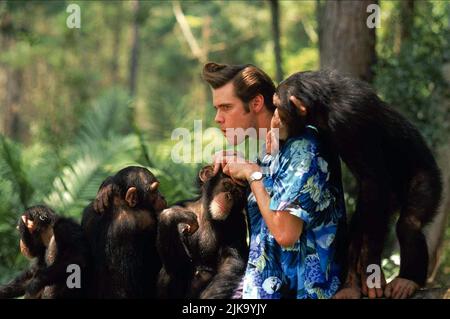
[125,187,138,207]
[250,94,264,113]
[199,165,215,183]
[289,96,308,117]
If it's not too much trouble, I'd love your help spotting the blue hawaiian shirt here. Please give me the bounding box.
[242,128,346,299]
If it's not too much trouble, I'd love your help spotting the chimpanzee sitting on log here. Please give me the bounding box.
[157,165,248,299]
[82,166,167,298]
[0,205,89,299]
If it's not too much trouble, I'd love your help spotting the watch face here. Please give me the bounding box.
[252,171,263,180]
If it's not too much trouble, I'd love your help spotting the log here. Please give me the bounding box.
[411,287,450,299]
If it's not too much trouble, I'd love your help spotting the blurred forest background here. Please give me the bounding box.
[0,0,449,290]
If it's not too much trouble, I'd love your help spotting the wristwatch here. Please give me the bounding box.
[248,171,263,184]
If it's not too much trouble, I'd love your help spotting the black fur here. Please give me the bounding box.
[81,166,165,298]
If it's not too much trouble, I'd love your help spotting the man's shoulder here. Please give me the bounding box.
[284,134,319,155]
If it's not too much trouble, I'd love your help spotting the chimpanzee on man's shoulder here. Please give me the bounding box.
[277,70,442,299]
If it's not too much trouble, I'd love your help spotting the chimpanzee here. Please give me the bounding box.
[275,70,442,299]
[0,205,89,299]
[157,165,248,299]
[81,166,167,298]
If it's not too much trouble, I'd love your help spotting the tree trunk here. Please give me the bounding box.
[4,68,23,140]
[400,0,414,45]
[411,288,449,299]
[426,62,450,284]
[1,10,24,141]
[426,145,449,284]
[1,32,23,140]
[394,0,415,53]
[129,0,140,97]
[111,3,123,86]
[270,0,283,84]
[319,0,377,83]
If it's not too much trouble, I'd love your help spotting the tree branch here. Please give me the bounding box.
[172,1,206,63]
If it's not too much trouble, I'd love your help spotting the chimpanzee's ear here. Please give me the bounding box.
[149,181,159,192]
[289,96,308,117]
[199,165,215,183]
[125,187,138,207]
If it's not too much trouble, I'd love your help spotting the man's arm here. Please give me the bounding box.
[222,161,303,247]
[250,178,303,247]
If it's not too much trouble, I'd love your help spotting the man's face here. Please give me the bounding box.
[212,82,256,145]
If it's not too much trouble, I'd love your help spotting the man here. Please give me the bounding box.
[203,62,346,299]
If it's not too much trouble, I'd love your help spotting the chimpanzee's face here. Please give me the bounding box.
[271,109,289,141]
[272,94,289,140]
[273,92,310,138]
[206,173,246,221]
[147,180,167,213]
[140,171,167,213]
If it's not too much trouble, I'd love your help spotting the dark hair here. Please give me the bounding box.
[202,62,276,112]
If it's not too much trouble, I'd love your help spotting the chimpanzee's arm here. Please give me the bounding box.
[93,176,115,213]
[157,207,199,275]
[0,267,36,299]
[25,252,76,297]
[26,218,86,297]
[199,247,247,299]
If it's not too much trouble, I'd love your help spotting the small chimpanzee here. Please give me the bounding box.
[81,166,167,298]
[157,165,248,299]
[275,70,442,299]
[0,205,89,299]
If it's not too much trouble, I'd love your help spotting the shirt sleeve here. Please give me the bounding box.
[269,139,331,226]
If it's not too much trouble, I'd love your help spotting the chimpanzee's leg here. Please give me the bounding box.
[385,171,441,299]
[334,176,391,299]
[0,268,35,299]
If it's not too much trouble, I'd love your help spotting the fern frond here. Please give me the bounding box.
[0,135,34,209]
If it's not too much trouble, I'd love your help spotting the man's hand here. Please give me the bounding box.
[222,162,261,186]
[212,150,261,185]
[212,150,245,175]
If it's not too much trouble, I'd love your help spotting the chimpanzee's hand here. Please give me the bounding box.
[266,130,280,155]
[93,183,114,214]
[177,211,199,236]
[26,278,44,298]
[21,215,36,233]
